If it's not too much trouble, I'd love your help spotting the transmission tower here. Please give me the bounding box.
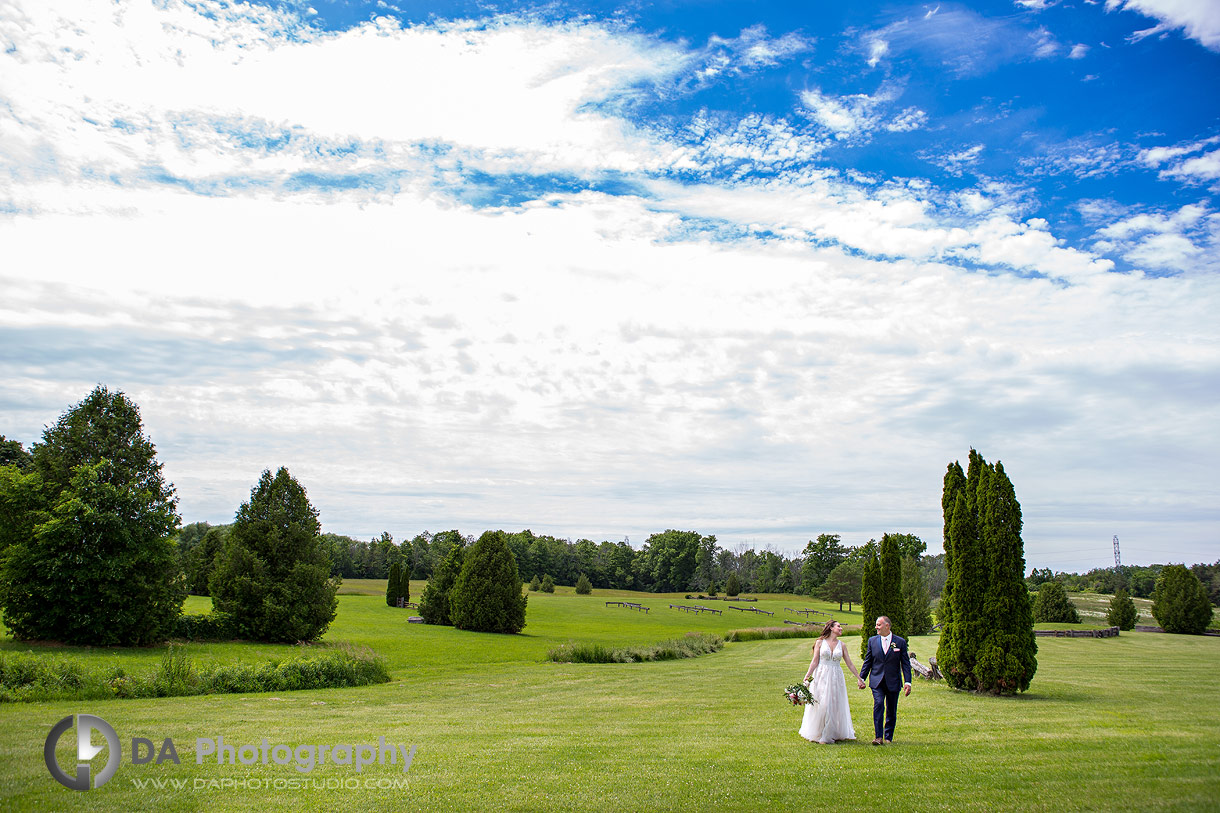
[1113,535,1121,570]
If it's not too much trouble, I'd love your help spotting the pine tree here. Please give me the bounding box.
[541,574,555,593]
[209,468,338,642]
[450,530,528,634]
[1107,587,1138,630]
[860,544,881,659]
[419,541,465,625]
[387,561,401,606]
[879,533,906,641]
[725,572,740,596]
[575,573,592,594]
[529,574,541,592]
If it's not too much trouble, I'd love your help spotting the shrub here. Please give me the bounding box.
[1033,581,1081,624]
[449,530,528,634]
[575,574,592,594]
[209,468,338,643]
[1107,588,1139,631]
[725,573,740,596]
[1152,565,1215,634]
[529,574,541,592]
[173,612,236,641]
[541,574,555,593]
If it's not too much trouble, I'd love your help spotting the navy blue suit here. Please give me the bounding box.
[859,634,912,741]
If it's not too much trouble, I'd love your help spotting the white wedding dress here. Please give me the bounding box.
[798,640,855,744]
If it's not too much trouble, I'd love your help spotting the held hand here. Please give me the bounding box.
[857,679,866,689]
[904,684,911,697]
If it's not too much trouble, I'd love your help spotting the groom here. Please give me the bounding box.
[857,615,912,745]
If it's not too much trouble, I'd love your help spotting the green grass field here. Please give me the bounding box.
[2,585,1218,811]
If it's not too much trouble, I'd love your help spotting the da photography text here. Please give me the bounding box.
[44,713,416,792]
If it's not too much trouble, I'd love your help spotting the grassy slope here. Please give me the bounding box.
[2,589,1218,811]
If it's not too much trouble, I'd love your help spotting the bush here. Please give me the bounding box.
[1033,581,1081,624]
[1107,588,1139,630]
[209,468,338,643]
[529,574,541,592]
[1152,565,1215,634]
[172,612,236,641]
[541,574,555,593]
[575,574,592,595]
[449,530,528,634]
[548,633,723,663]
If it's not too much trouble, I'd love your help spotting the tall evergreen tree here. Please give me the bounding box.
[209,468,338,642]
[879,532,906,641]
[419,540,465,625]
[450,530,528,634]
[860,545,882,659]
[938,450,1037,693]
[937,461,966,635]
[940,490,985,690]
[387,561,402,607]
[902,556,933,636]
[975,461,1038,693]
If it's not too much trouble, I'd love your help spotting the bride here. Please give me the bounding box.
[798,619,859,744]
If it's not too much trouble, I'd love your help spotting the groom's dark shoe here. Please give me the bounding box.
[871,738,883,746]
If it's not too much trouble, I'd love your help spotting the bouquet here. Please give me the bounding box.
[784,682,815,706]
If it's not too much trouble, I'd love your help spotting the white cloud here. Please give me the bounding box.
[798,85,926,142]
[860,6,1066,77]
[1139,137,1220,187]
[865,36,890,67]
[1069,43,1090,58]
[1106,0,1220,51]
[922,143,985,175]
[1095,202,1220,272]
[1,0,1217,563]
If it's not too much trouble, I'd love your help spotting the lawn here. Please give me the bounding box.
[2,587,1218,811]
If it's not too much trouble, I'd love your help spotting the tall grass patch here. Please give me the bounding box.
[0,642,389,702]
[549,632,723,663]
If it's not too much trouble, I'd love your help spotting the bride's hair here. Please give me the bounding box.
[817,619,838,641]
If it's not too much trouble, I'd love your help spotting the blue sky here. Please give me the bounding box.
[1,0,1218,571]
